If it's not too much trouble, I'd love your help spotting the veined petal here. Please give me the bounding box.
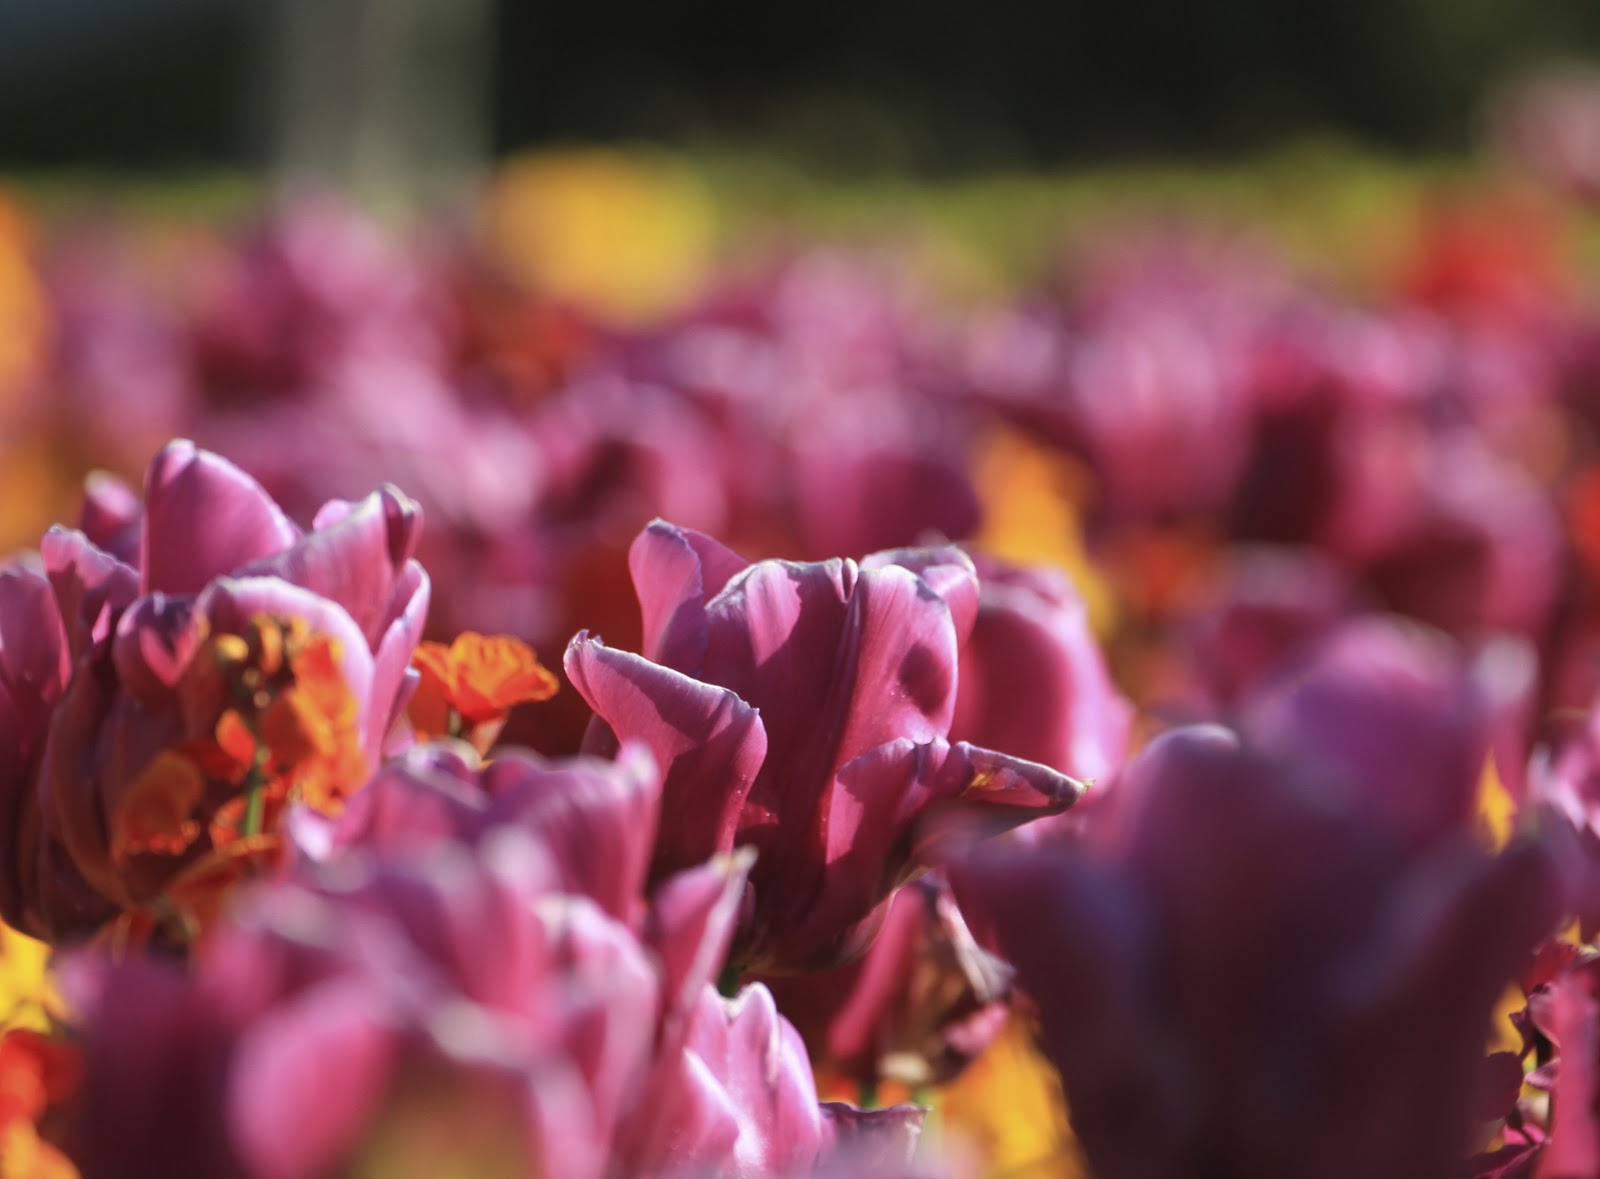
[40,528,138,664]
[241,486,423,648]
[141,440,300,596]
[482,743,662,921]
[628,519,750,673]
[565,634,765,877]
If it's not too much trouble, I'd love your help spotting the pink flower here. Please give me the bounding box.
[565,521,1084,974]
[950,555,1130,788]
[3,440,428,941]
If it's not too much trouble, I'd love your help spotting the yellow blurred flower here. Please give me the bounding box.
[934,1015,1086,1179]
[1475,753,1517,855]
[482,150,717,326]
[0,190,47,400]
[0,926,56,1036]
[970,425,1116,638]
[0,1121,77,1179]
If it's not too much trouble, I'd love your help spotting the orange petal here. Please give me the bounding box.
[445,633,559,723]
[410,640,459,697]
[405,666,455,742]
[214,710,258,769]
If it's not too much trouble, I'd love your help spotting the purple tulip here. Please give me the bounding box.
[565,520,1084,974]
[1182,546,1352,710]
[0,559,74,929]
[949,555,1130,788]
[1525,688,1600,940]
[3,439,429,941]
[953,718,1566,1179]
[1240,614,1492,853]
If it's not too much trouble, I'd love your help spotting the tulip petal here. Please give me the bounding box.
[629,519,750,673]
[40,527,138,663]
[861,544,980,648]
[1244,616,1488,851]
[645,847,757,1044]
[566,634,766,876]
[110,593,204,703]
[241,486,424,648]
[141,440,300,595]
[746,738,1080,972]
[818,1101,927,1170]
[538,895,661,1148]
[483,743,662,920]
[229,979,399,1179]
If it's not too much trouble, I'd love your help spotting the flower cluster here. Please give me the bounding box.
[8,156,1600,1177]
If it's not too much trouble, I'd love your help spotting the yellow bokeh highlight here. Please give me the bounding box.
[970,424,1117,637]
[1474,754,1517,854]
[0,925,58,1035]
[0,1121,78,1179]
[482,150,717,326]
[934,1016,1086,1179]
[0,190,47,401]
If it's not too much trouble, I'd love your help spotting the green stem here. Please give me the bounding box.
[716,963,744,998]
[240,749,270,838]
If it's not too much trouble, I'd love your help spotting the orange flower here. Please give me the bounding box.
[105,614,371,946]
[410,633,557,751]
[0,1032,77,1132]
[0,1028,80,1179]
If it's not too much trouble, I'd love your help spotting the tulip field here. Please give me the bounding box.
[8,145,1600,1177]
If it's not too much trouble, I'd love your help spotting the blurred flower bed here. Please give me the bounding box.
[10,132,1600,1177]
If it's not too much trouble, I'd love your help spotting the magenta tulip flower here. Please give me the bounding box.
[949,555,1130,787]
[565,520,1084,974]
[954,717,1565,1179]
[1,439,429,942]
[0,559,73,927]
[1240,614,1492,853]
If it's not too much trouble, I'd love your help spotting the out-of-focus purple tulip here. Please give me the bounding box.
[1325,427,1562,638]
[949,555,1130,787]
[963,232,1296,525]
[565,521,1085,974]
[1524,689,1600,940]
[183,197,443,403]
[786,396,980,563]
[2,440,429,942]
[65,741,924,1179]
[953,713,1566,1179]
[1182,546,1352,710]
[1240,614,1491,853]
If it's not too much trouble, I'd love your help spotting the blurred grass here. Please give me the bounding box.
[9,138,1600,297]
